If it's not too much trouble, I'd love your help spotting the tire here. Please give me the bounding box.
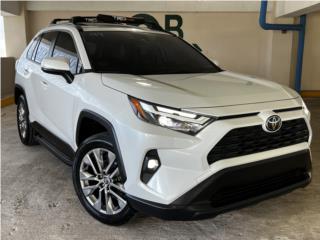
[73,133,134,225]
[16,95,37,146]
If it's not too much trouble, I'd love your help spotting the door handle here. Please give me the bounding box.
[23,67,30,74]
[41,80,48,86]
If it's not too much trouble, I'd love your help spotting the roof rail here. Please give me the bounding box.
[51,18,71,24]
[50,14,164,32]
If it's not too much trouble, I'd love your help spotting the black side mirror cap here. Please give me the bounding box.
[41,67,74,83]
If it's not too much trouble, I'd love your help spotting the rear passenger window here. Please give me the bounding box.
[53,32,82,74]
[34,31,57,64]
[26,37,39,60]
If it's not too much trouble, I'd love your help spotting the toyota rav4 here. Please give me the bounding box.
[15,15,312,225]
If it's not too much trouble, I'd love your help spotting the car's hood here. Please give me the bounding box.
[101,71,298,108]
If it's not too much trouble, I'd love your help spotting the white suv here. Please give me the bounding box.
[15,15,312,225]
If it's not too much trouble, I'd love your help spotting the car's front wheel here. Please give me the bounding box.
[73,133,134,225]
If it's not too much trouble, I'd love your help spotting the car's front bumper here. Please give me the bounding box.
[127,150,312,220]
[111,94,312,208]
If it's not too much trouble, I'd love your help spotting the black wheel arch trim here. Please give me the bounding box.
[15,84,31,132]
[15,84,27,105]
[76,110,127,182]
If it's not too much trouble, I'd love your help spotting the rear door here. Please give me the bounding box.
[24,31,57,124]
[17,35,40,122]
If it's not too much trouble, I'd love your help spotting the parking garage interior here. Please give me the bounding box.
[1,1,320,239]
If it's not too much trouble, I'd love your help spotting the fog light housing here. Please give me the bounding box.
[141,150,161,183]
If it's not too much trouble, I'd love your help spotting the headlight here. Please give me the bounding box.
[129,97,215,135]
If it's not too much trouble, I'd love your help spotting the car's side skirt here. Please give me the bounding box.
[31,122,75,165]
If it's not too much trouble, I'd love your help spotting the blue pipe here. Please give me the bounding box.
[294,15,306,92]
[259,0,306,93]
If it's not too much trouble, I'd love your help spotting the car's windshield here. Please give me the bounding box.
[81,31,221,75]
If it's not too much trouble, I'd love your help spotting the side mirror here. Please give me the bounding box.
[41,57,74,83]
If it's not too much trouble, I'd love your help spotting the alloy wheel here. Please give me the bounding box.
[18,102,27,139]
[79,148,127,215]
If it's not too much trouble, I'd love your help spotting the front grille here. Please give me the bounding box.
[207,118,309,165]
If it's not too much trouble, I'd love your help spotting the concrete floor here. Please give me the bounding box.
[1,99,320,240]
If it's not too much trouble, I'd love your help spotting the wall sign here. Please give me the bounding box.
[132,13,201,52]
[133,13,184,38]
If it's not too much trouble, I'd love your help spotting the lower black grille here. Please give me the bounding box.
[207,118,309,165]
[189,150,311,210]
[210,169,309,207]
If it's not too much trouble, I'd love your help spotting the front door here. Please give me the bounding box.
[34,31,83,145]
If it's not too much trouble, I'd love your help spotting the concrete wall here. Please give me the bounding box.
[275,0,320,90]
[3,10,27,58]
[1,57,15,98]
[1,1,319,94]
[1,2,27,99]
[1,1,21,16]
[276,1,320,17]
[296,11,320,90]
[25,1,269,12]
[290,11,320,91]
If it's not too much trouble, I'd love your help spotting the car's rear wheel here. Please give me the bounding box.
[73,133,134,225]
[16,95,37,145]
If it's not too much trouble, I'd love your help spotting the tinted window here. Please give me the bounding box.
[81,31,221,75]
[34,31,57,64]
[53,32,82,74]
[26,37,39,60]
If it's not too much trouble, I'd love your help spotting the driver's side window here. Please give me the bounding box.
[52,32,83,74]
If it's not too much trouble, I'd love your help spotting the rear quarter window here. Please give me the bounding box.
[26,37,39,60]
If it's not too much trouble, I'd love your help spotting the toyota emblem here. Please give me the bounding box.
[264,115,282,132]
